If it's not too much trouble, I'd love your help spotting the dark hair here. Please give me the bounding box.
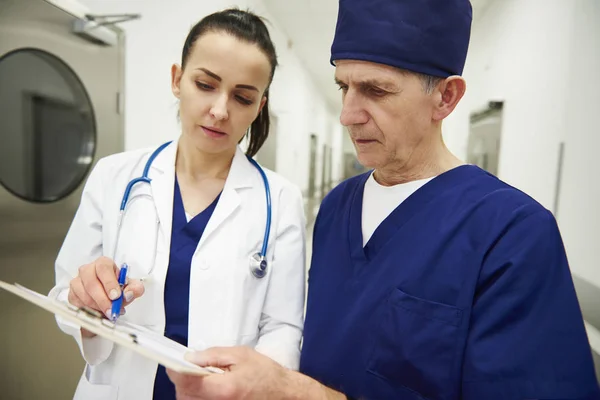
[181,8,278,157]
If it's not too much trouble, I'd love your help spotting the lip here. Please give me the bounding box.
[354,138,377,144]
[201,126,227,138]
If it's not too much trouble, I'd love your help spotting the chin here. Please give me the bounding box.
[187,133,227,153]
[355,152,380,170]
[198,142,233,155]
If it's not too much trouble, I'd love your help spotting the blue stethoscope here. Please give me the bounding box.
[114,141,272,279]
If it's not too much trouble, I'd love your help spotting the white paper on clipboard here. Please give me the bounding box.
[0,280,223,376]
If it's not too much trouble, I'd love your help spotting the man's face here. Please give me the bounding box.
[335,60,438,171]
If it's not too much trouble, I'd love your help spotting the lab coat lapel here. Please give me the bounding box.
[198,147,254,248]
[149,141,177,251]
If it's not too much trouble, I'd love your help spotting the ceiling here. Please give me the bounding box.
[262,0,493,113]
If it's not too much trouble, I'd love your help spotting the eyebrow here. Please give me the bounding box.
[197,68,259,92]
[335,77,398,91]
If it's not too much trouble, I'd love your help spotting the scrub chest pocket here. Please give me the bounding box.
[367,287,463,400]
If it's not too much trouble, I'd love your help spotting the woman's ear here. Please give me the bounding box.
[171,64,183,99]
[257,96,267,117]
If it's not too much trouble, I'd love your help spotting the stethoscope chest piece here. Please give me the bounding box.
[249,252,268,279]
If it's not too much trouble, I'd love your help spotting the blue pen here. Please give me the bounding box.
[110,264,128,322]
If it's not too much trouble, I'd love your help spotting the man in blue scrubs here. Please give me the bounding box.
[167,0,600,398]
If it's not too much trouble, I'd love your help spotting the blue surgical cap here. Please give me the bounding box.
[330,0,473,77]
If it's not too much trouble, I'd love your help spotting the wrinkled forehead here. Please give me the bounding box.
[334,60,414,87]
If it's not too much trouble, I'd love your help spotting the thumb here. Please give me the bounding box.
[185,347,240,368]
[123,279,145,304]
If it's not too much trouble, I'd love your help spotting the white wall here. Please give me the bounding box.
[443,0,599,287]
[444,0,576,210]
[555,0,600,288]
[78,0,343,195]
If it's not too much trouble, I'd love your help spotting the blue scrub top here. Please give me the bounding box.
[152,176,220,400]
[300,165,600,400]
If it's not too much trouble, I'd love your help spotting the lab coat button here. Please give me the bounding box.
[199,261,210,270]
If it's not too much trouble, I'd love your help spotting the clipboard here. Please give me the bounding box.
[0,280,223,376]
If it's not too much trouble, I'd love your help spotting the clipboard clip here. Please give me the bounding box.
[68,304,139,343]
[67,303,138,344]
[67,304,118,329]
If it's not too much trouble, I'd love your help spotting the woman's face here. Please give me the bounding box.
[171,31,271,155]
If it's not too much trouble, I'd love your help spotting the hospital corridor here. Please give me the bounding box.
[1,0,599,399]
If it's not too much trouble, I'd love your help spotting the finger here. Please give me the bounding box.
[167,370,200,391]
[69,277,101,311]
[175,389,205,400]
[95,258,121,301]
[67,282,85,308]
[80,265,112,317]
[167,370,212,400]
[122,279,145,305]
[185,347,240,368]
[166,369,182,386]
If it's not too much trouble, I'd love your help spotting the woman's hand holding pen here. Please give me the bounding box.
[67,256,145,337]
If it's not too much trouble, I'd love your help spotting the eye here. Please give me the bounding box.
[368,87,388,97]
[235,95,253,106]
[337,83,348,92]
[195,81,213,90]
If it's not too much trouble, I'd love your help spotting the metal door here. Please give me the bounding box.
[0,0,125,398]
[467,101,504,177]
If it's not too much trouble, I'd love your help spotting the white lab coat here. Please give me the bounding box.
[48,141,306,400]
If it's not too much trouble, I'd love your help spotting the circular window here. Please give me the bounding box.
[0,48,96,203]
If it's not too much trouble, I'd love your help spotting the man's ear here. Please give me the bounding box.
[432,76,466,121]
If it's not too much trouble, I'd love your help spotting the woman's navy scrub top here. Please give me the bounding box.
[152,176,220,399]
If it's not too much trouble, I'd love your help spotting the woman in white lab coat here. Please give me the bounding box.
[48,8,306,400]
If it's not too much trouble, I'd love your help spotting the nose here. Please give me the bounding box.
[339,90,369,126]
[209,93,229,121]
